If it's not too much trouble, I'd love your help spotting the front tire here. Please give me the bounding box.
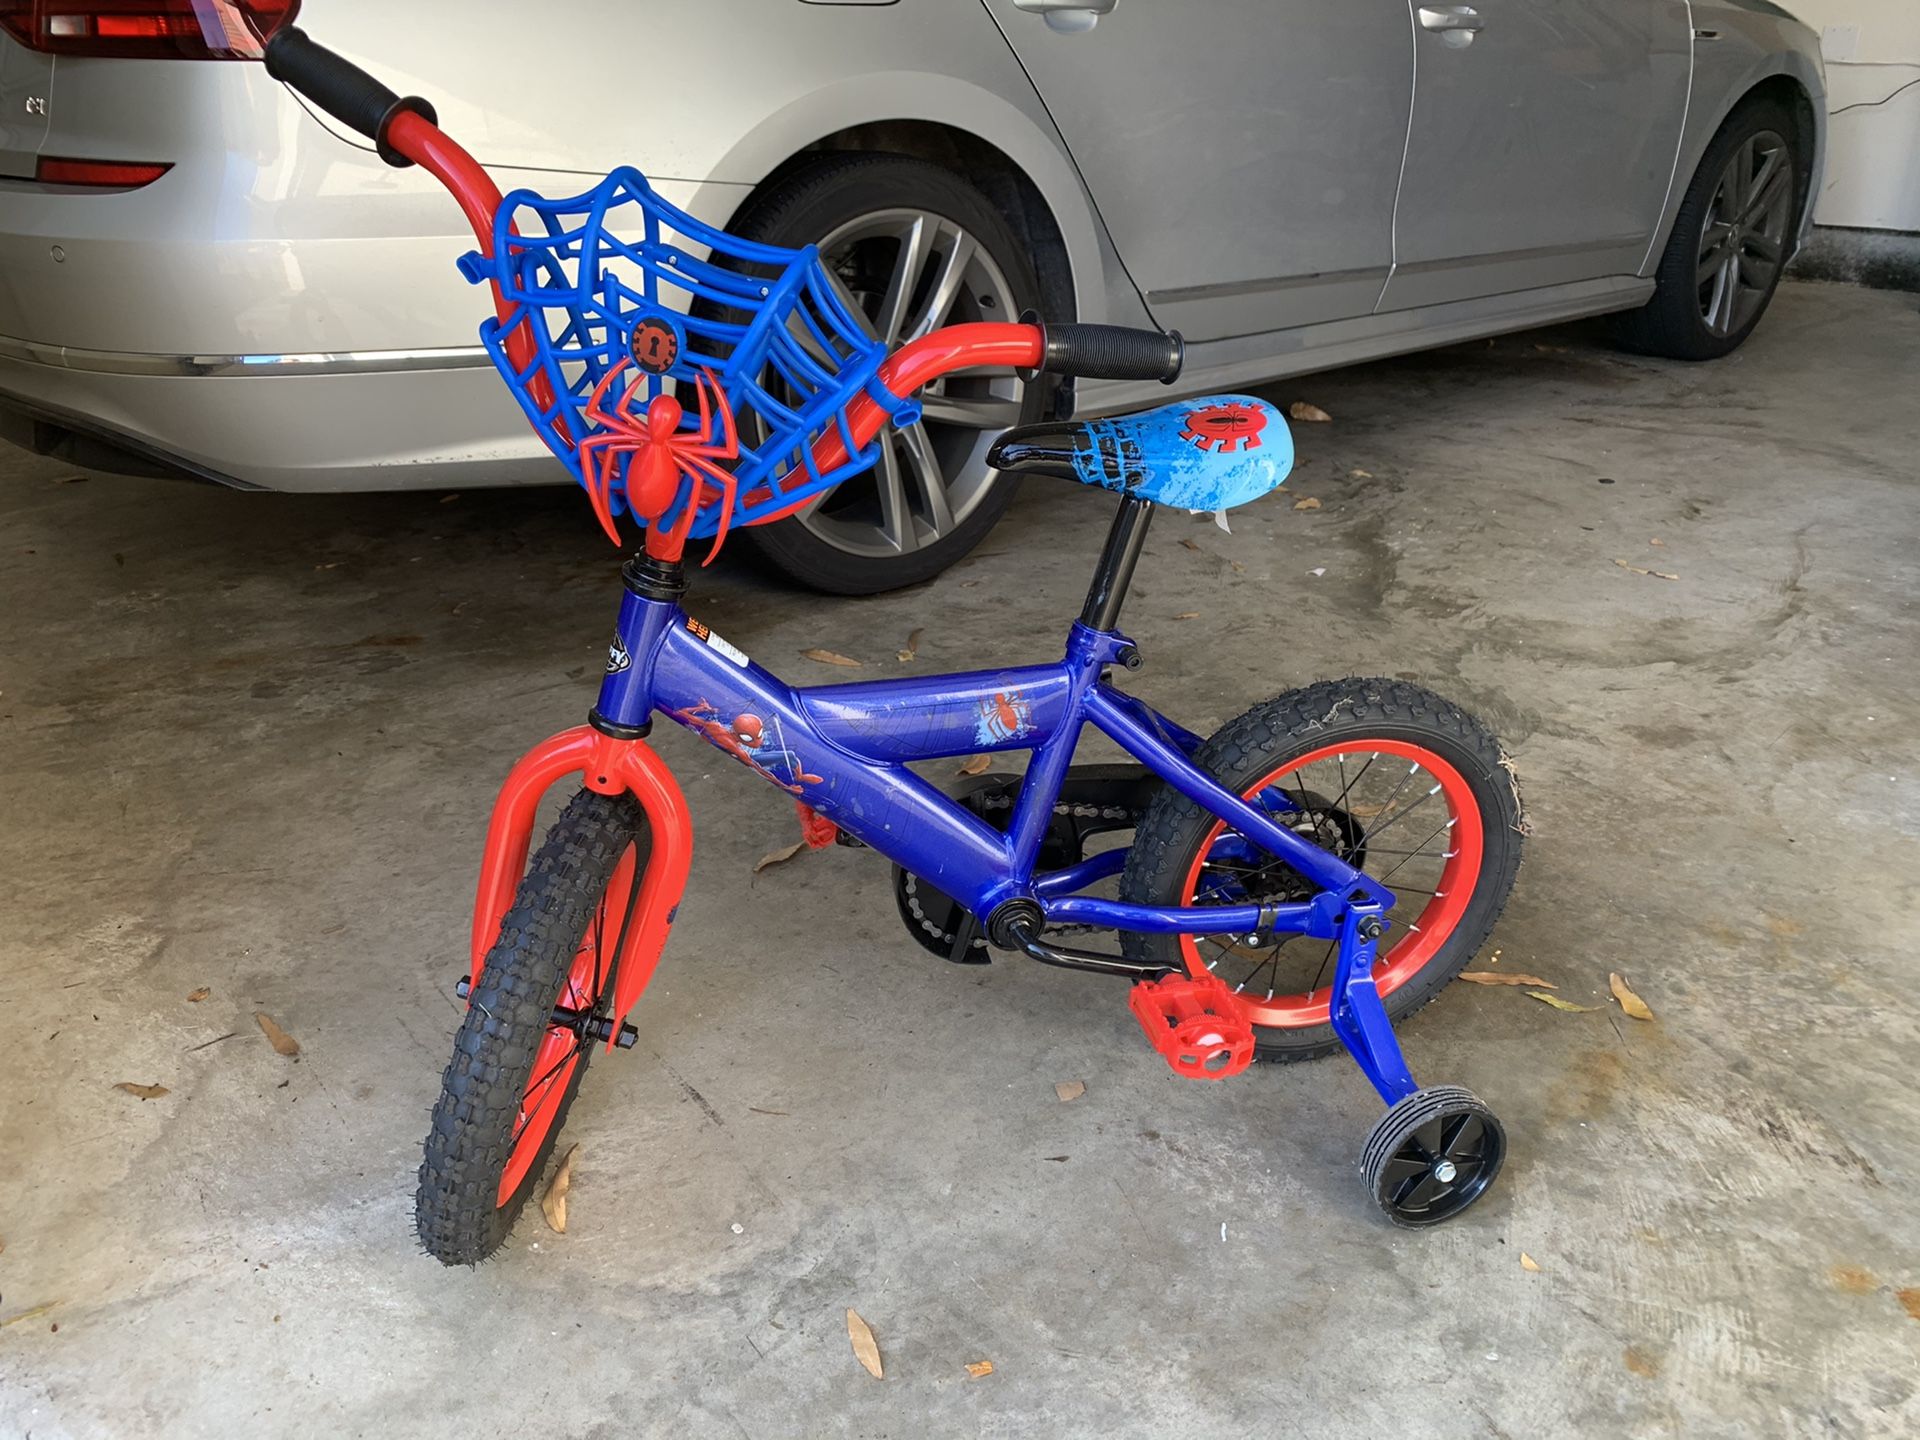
[1611,95,1804,361]
[722,153,1047,594]
[415,790,646,1265]
[1119,679,1523,1063]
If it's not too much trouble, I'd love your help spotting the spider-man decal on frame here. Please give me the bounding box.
[671,700,823,794]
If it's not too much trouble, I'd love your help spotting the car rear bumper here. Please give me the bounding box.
[0,338,562,491]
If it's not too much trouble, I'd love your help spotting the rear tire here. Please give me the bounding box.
[1610,95,1803,361]
[1119,678,1523,1063]
[415,789,646,1266]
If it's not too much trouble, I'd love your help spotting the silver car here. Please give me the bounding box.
[0,0,1824,592]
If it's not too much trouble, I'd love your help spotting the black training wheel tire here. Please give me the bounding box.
[415,789,644,1266]
[1362,1085,1506,1228]
[720,153,1047,594]
[1609,94,1803,361]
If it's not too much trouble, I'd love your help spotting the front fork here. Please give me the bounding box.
[1328,903,1419,1105]
[469,725,693,1050]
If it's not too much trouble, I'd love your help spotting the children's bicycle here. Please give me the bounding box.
[261,27,1525,1264]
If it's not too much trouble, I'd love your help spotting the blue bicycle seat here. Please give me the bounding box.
[986,395,1292,512]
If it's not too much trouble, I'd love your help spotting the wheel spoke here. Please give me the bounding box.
[1373,817,1452,886]
[1441,1113,1483,1161]
[873,433,918,554]
[1401,1171,1446,1211]
[897,420,957,534]
[1744,149,1787,225]
[903,227,977,342]
[1696,222,1733,285]
[917,391,1025,429]
[875,214,936,344]
[1743,230,1783,266]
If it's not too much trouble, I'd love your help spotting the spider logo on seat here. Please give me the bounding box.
[1179,401,1267,453]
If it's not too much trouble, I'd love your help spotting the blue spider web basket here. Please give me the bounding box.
[458,167,914,539]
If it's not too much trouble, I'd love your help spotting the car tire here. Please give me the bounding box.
[1610,95,1804,361]
[721,153,1047,595]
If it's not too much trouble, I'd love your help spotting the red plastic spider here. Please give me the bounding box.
[575,360,742,558]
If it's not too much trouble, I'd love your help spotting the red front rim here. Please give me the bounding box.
[495,843,638,1206]
[1177,739,1484,1029]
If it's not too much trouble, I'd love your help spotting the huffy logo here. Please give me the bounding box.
[606,636,632,674]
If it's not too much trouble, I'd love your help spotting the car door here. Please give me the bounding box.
[1379,0,1692,311]
[983,0,1414,341]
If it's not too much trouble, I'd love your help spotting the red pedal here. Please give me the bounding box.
[1128,973,1256,1081]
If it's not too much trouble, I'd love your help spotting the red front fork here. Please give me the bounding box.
[392,111,1038,1032]
[469,728,693,1047]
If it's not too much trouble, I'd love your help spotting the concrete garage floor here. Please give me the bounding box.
[2,281,1917,1438]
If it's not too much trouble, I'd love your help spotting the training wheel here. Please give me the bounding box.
[1360,1085,1505,1227]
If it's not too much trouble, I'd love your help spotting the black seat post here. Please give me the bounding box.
[1079,495,1155,632]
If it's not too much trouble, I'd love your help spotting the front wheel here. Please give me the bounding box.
[1119,679,1524,1063]
[1610,95,1804,361]
[415,789,647,1265]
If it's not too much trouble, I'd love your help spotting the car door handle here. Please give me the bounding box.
[1417,5,1483,32]
[1013,0,1118,33]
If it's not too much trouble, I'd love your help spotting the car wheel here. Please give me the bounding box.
[721,154,1046,594]
[1611,96,1803,361]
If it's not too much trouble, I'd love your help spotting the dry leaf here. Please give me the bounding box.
[542,1143,579,1233]
[847,1308,883,1380]
[1055,1080,1086,1103]
[1609,971,1654,1021]
[1179,537,1202,552]
[957,754,992,776]
[1649,537,1666,547]
[1527,991,1602,1013]
[1895,1288,1920,1323]
[800,648,862,667]
[255,1012,300,1057]
[0,1301,60,1328]
[1173,611,1202,620]
[896,627,925,662]
[1613,558,1678,581]
[1292,496,1322,511]
[186,986,210,1003]
[1289,401,1332,423]
[1350,468,1373,479]
[1623,1346,1661,1379]
[1458,971,1556,988]
[1520,1252,1543,1273]
[753,841,807,874]
[113,1081,169,1100]
[965,1360,994,1378]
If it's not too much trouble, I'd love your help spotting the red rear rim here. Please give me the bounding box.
[495,843,638,1206]
[1176,739,1484,1029]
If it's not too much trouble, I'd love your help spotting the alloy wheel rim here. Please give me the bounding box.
[800,207,1026,558]
[1697,130,1793,339]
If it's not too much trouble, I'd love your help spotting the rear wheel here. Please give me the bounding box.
[1119,679,1523,1063]
[1611,95,1803,361]
[721,153,1046,594]
[415,790,646,1265]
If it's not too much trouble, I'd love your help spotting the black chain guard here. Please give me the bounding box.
[893,763,1157,963]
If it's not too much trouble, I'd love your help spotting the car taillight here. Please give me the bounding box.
[0,0,299,58]
[35,156,171,186]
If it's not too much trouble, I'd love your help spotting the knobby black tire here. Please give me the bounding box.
[415,789,645,1266]
[1119,678,1524,1063]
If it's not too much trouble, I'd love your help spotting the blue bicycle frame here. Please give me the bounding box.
[591,515,1420,1104]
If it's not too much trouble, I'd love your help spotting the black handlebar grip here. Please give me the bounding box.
[263,25,437,168]
[1040,322,1184,385]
